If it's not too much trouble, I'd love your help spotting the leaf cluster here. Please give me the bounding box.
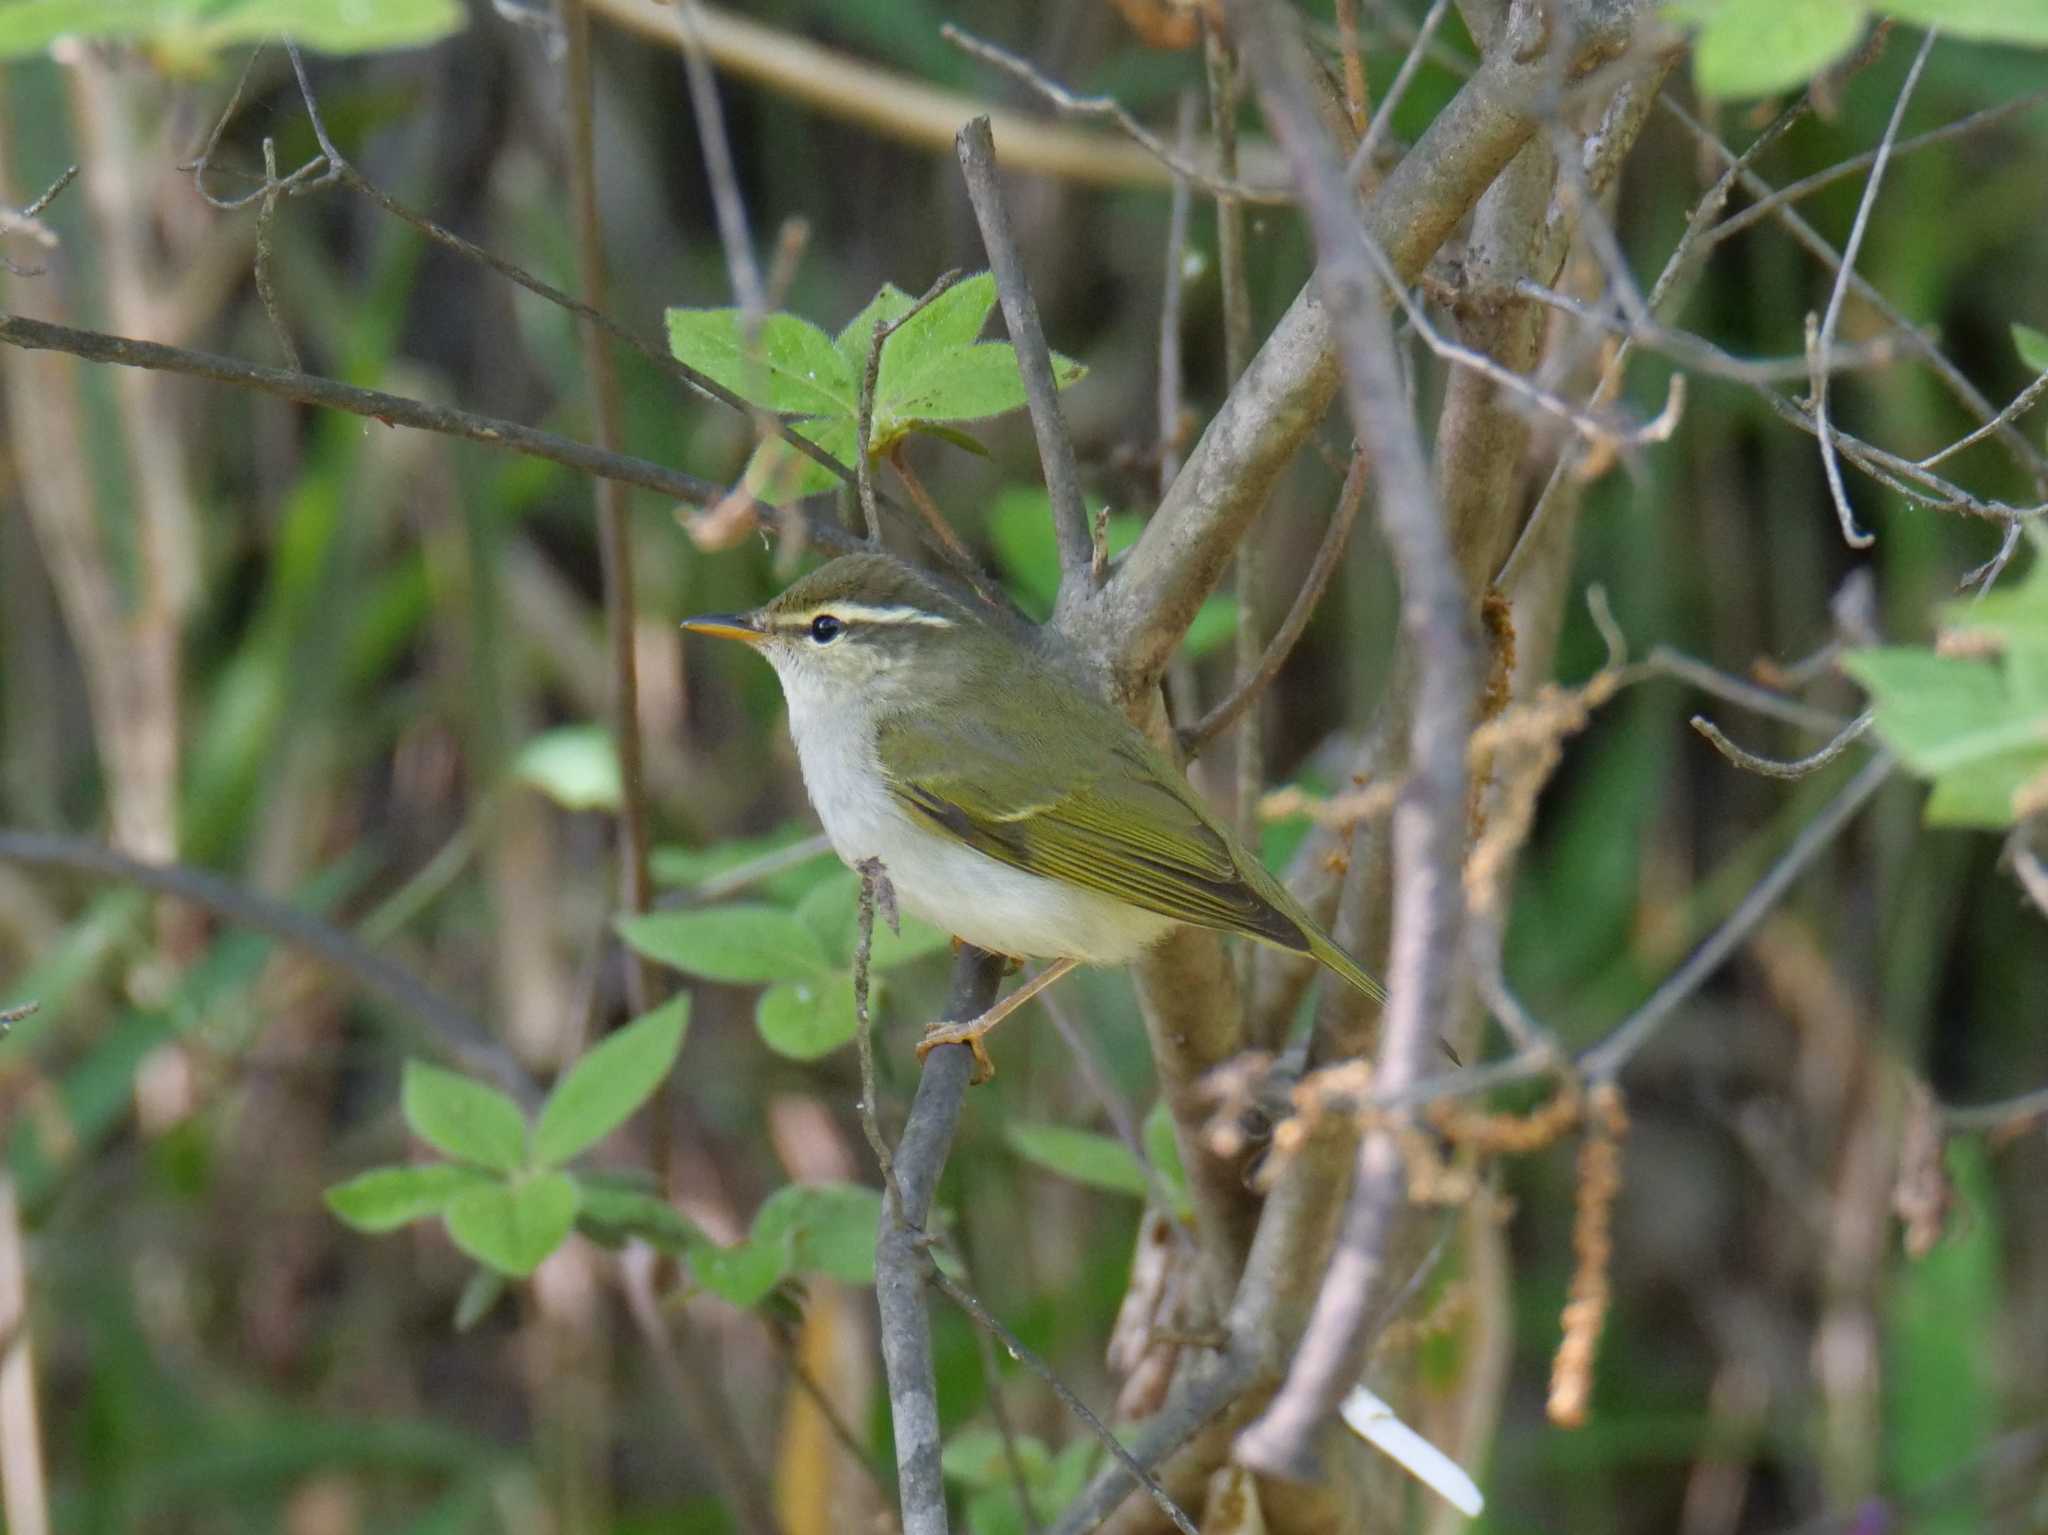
[666,272,1085,506]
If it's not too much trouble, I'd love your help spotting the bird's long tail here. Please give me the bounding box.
[1305,930,1387,1005]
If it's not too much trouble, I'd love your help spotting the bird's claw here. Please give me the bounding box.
[916,1019,997,1084]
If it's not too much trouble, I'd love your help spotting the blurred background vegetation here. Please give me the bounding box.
[0,2,2045,1532]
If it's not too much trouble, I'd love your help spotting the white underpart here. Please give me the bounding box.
[1339,1384,1485,1517]
[778,663,1176,964]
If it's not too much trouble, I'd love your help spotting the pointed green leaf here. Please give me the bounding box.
[1142,1099,1193,1218]
[1666,0,1868,100]
[752,1181,884,1285]
[689,1236,791,1307]
[402,1062,529,1173]
[834,282,917,375]
[1881,0,2048,44]
[756,976,864,1061]
[665,308,855,416]
[876,272,999,382]
[740,416,858,507]
[650,824,835,902]
[511,725,621,812]
[573,1176,706,1255]
[533,997,690,1167]
[877,342,1085,434]
[443,1172,580,1278]
[618,905,834,984]
[325,1163,495,1233]
[2014,322,2048,376]
[0,0,465,60]
[1005,1123,1148,1199]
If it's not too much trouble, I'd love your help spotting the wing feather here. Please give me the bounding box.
[878,705,1310,954]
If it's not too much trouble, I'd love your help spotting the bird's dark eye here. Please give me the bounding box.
[808,614,846,645]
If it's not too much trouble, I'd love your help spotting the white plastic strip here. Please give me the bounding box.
[1338,1383,1484,1518]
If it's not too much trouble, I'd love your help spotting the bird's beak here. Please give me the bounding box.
[681,611,767,646]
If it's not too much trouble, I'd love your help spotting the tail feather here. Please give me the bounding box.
[1304,930,1387,1005]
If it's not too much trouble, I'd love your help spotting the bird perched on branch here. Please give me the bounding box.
[684,551,1385,1079]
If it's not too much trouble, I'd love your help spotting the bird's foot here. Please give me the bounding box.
[916,1017,998,1085]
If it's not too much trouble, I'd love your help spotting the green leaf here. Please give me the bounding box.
[618,905,834,985]
[650,825,835,902]
[987,487,1119,612]
[876,343,1085,436]
[1881,0,2048,44]
[443,1173,580,1278]
[511,725,621,812]
[833,282,918,376]
[752,1181,885,1285]
[325,1163,494,1233]
[572,1176,706,1255]
[402,1062,529,1174]
[689,1236,791,1307]
[1883,1139,1999,1529]
[942,1427,1053,1488]
[795,871,954,970]
[664,308,854,416]
[2014,322,2048,376]
[533,998,690,1167]
[1666,0,1869,99]
[1184,595,1241,659]
[1842,639,2048,828]
[755,975,864,1061]
[1142,1099,1192,1219]
[1005,1123,1148,1199]
[877,272,999,381]
[740,416,857,507]
[453,1268,507,1332]
[0,0,465,61]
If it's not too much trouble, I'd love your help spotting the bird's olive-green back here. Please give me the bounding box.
[871,616,1317,956]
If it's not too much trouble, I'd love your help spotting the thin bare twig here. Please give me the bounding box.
[0,311,778,518]
[209,43,873,505]
[564,0,666,1050]
[955,118,1095,596]
[1044,1356,1258,1535]
[1647,644,1848,733]
[1227,0,1476,1480]
[1346,0,1453,182]
[942,24,1289,204]
[1157,92,1197,496]
[854,858,900,1196]
[1698,89,2048,256]
[0,829,535,1102]
[926,1263,1200,1535]
[1691,711,1876,780]
[878,950,1006,1535]
[1181,448,1368,755]
[673,0,763,318]
[618,1251,783,1535]
[1660,95,2048,496]
[1581,752,1894,1080]
[0,163,78,277]
[252,138,300,370]
[1810,28,1938,550]
[858,271,965,544]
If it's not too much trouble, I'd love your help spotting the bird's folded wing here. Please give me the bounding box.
[876,713,1308,951]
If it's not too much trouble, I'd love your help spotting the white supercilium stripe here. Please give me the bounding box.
[772,604,954,629]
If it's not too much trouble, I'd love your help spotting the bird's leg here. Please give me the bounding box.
[917,957,1081,1084]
